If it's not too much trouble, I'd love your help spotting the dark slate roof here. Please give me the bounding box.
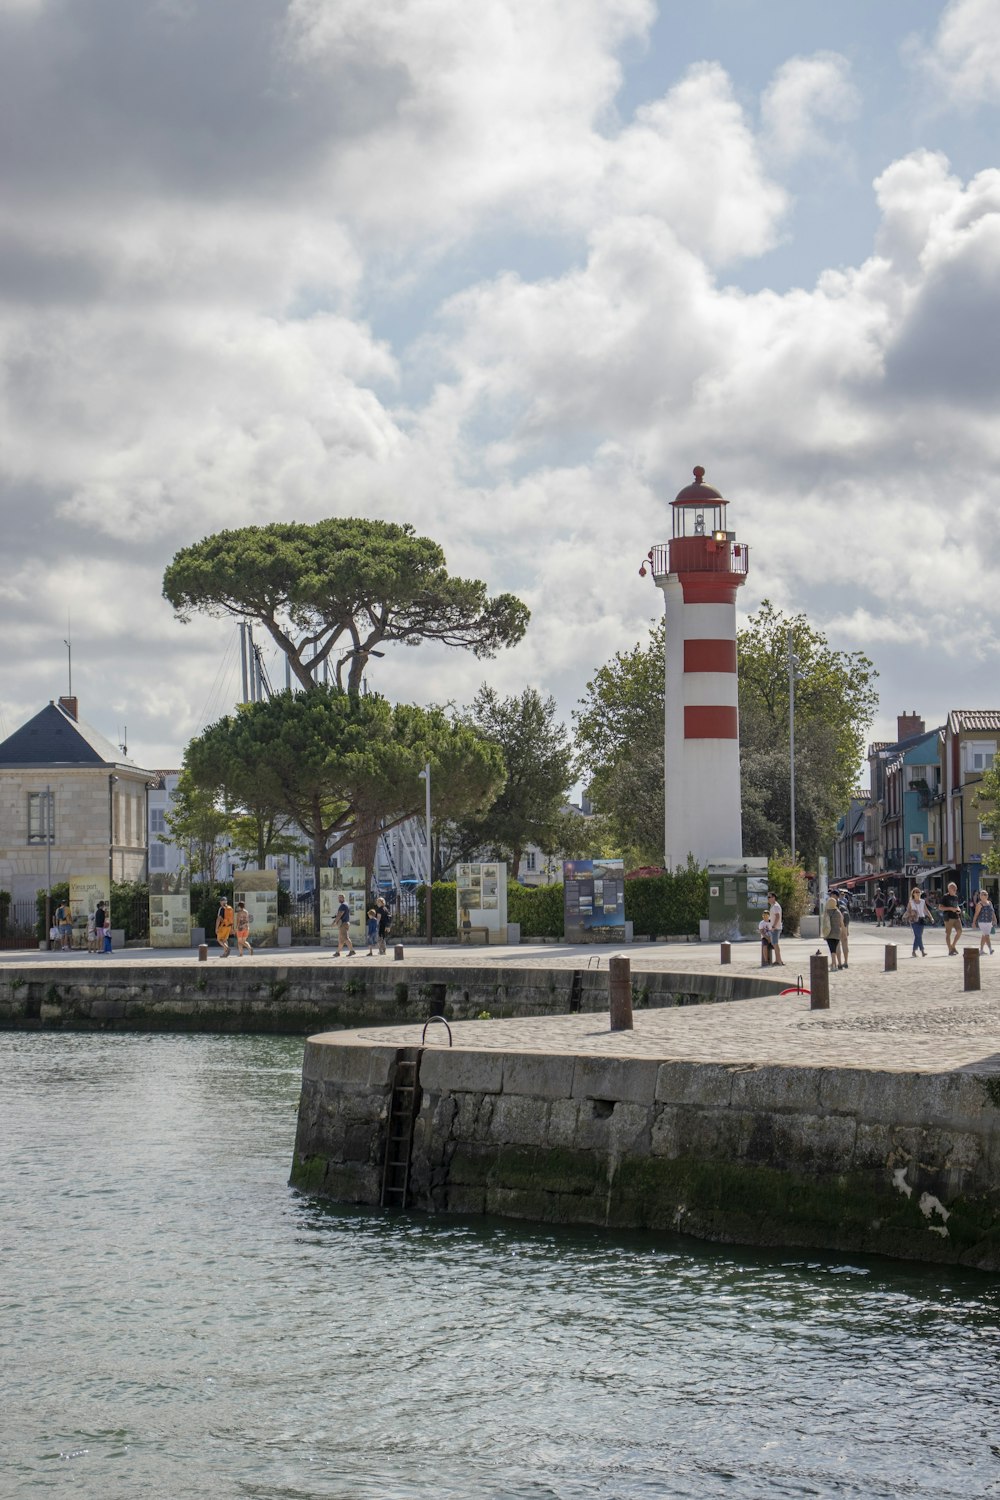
[0,702,139,768]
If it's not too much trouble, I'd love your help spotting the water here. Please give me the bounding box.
[2,1033,1000,1500]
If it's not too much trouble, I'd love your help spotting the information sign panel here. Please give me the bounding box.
[233,869,278,948]
[563,859,625,942]
[149,869,191,948]
[319,867,367,948]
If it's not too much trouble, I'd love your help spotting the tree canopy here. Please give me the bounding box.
[573,621,665,865]
[163,517,530,695]
[446,686,577,878]
[182,686,506,887]
[574,601,878,866]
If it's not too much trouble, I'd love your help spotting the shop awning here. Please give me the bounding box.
[831,872,888,888]
[917,864,956,881]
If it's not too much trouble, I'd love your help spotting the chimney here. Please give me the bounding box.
[58,695,79,721]
[897,710,924,742]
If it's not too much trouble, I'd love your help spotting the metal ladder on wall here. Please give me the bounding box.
[380,1048,423,1208]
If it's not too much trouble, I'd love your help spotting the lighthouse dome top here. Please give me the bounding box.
[673,465,725,505]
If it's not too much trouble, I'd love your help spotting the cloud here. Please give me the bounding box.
[914,0,1000,106]
[1,2,1000,772]
[760,52,861,165]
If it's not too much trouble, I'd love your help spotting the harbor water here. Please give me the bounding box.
[2,1030,999,1499]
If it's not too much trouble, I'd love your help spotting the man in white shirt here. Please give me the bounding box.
[767,891,784,966]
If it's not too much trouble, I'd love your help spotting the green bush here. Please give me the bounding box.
[506,882,564,937]
[625,866,709,937]
[766,857,808,937]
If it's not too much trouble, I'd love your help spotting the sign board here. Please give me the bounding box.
[563,858,625,942]
[149,869,191,948]
[707,857,769,941]
[319,866,367,948]
[69,874,110,927]
[456,862,508,942]
[233,869,278,948]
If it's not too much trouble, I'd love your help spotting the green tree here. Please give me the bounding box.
[183,687,505,896]
[573,620,665,864]
[974,768,1000,870]
[163,768,232,879]
[574,603,877,866]
[449,687,576,878]
[163,518,529,696]
[737,601,878,860]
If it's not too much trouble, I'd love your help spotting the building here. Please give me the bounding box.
[648,466,749,868]
[831,790,870,883]
[0,697,156,906]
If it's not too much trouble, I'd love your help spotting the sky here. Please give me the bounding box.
[1,0,999,776]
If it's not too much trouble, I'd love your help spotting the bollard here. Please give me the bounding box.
[720,942,731,965]
[393,943,405,961]
[609,953,634,1031]
[198,943,208,962]
[964,947,981,992]
[884,943,897,972]
[809,951,830,1010]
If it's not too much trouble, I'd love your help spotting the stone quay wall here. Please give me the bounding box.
[291,1038,1000,1271]
[0,961,786,1034]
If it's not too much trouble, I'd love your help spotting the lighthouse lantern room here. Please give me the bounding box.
[647,466,749,870]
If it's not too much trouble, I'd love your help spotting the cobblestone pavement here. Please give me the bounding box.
[6,924,999,1074]
[317,924,1000,1075]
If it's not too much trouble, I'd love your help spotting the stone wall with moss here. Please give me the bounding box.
[291,1038,1000,1271]
[0,962,785,1034]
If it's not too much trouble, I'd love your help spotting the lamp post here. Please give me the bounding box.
[788,628,803,860]
[45,783,53,948]
[418,762,432,945]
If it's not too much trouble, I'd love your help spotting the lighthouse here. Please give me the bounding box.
[648,466,749,869]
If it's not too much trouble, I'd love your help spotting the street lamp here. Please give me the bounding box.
[788,628,803,860]
[418,762,433,945]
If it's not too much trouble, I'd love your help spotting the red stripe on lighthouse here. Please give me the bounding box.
[684,706,739,739]
[683,638,737,674]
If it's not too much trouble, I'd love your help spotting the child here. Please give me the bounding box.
[234,900,253,957]
[758,914,773,967]
[366,908,379,957]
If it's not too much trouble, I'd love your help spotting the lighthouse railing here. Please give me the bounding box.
[650,540,750,580]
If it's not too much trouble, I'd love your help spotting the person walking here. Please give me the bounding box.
[972,889,996,956]
[767,890,784,966]
[234,900,253,957]
[822,896,844,969]
[874,888,886,927]
[376,896,391,956]
[939,882,963,956]
[215,897,234,958]
[334,893,355,957]
[837,897,851,970]
[905,887,930,956]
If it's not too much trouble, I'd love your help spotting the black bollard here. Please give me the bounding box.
[810,951,830,1010]
[884,944,897,972]
[198,943,208,963]
[964,948,981,992]
[393,943,405,961]
[609,954,634,1031]
[720,942,731,965]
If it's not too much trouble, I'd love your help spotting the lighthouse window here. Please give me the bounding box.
[694,512,705,535]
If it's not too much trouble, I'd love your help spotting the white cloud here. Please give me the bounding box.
[916,0,1000,106]
[761,52,861,165]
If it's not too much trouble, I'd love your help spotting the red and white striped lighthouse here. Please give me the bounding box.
[648,466,749,868]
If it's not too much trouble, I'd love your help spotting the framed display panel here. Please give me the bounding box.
[563,859,625,942]
[455,862,508,941]
[69,874,110,927]
[233,869,278,948]
[319,867,367,948]
[149,869,191,948]
[707,857,769,941]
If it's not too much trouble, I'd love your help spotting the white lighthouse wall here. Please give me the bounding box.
[662,588,743,870]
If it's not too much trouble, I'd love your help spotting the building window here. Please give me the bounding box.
[27,791,54,843]
[966,742,997,774]
[149,842,166,869]
[150,808,166,835]
[979,823,994,841]
[523,852,536,871]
